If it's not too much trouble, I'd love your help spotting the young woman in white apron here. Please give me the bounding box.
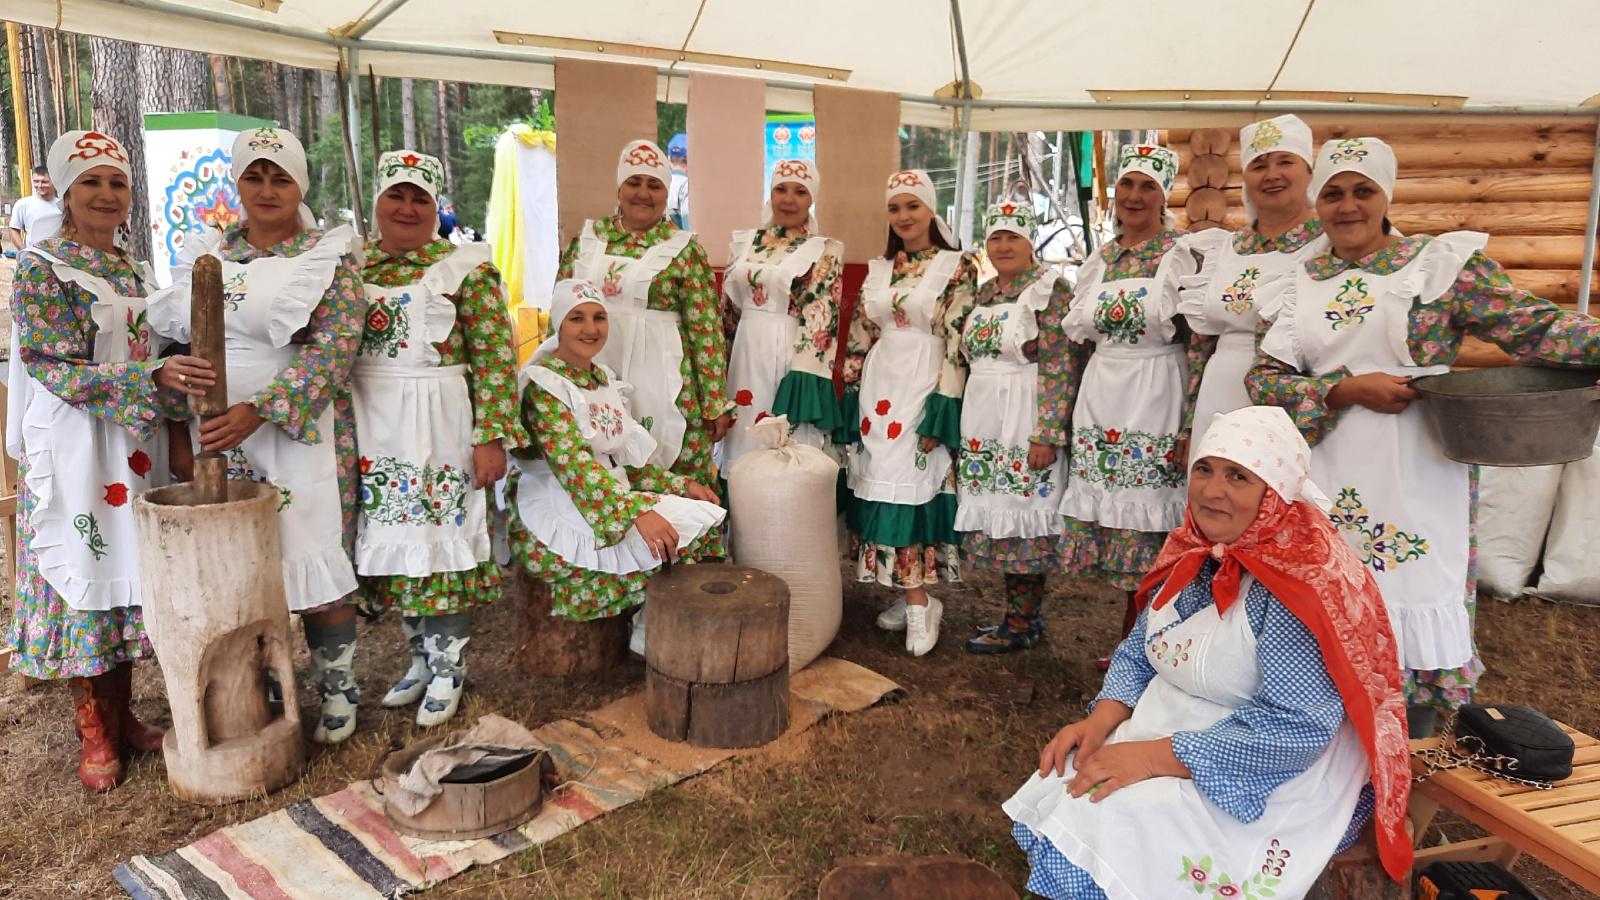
[1007,407,1414,900]
[1051,145,1207,669]
[722,158,845,481]
[844,170,978,656]
[957,202,1070,654]
[557,140,733,561]
[149,126,369,744]
[6,131,212,790]
[1177,115,1323,437]
[355,151,528,727]
[506,280,725,630]
[1251,137,1600,737]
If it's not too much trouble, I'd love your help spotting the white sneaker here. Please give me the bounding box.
[905,597,943,657]
[875,596,908,632]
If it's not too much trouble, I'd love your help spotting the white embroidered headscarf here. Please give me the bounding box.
[885,168,957,249]
[1240,115,1315,221]
[1192,406,1331,511]
[1113,144,1179,236]
[532,278,607,364]
[231,126,317,229]
[616,139,672,188]
[371,149,446,240]
[1309,136,1398,205]
[47,130,132,197]
[763,158,820,233]
[982,200,1038,243]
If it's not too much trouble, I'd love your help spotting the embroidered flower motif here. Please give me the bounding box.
[74,513,108,560]
[1072,426,1182,490]
[747,269,770,308]
[886,421,903,440]
[861,416,871,436]
[126,308,151,362]
[1221,267,1261,316]
[1093,287,1149,344]
[104,483,129,507]
[1249,120,1284,153]
[1324,276,1375,331]
[128,450,152,478]
[875,399,892,416]
[734,389,754,406]
[1331,487,1429,572]
[602,261,627,298]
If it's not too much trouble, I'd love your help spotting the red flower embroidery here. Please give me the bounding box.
[886,421,903,440]
[968,438,981,451]
[1105,428,1123,443]
[128,450,152,477]
[734,389,754,406]
[861,417,871,436]
[754,411,771,423]
[875,399,891,416]
[360,456,373,474]
[105,483,129,507]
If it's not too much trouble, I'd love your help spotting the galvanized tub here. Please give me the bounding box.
[1412,367,1600,466]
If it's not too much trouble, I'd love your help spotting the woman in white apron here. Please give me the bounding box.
[556,139,733,560]
[1177,115,1323,437]
[149,126,369,744]
[506,279,725,626]
[723,158,846,485]
[1006,407,1414,900]
[1051,144,1207,668]
[845,169,979,656]
[6,131,213,790]
[1249,137,1600,736]
[355,151,528,727]
[957,201,1070,654]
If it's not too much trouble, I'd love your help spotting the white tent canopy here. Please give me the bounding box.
[11,0,1600,130]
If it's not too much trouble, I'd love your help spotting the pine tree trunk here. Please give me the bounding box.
[316,69,342,223]
[435,81,453,191]
[399,77,416,150]
[138,45,210,113]
[279,66,304,140]
[89,37,151,261]
[27,27,59,152]
[209,54,234,114]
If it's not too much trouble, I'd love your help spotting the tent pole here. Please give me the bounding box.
[951,108,968,240]
[1580,128,1600,316]
[337,46,367,237]
[955,108,978,248]
[6,23,32,194]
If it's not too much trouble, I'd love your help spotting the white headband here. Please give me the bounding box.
[1193,406,1331,511]
[231,126,317,229]
[47,130,132,199]
[532,278,607,363]
[617,139,672,189]
[885,169,956,248]
[1310,137,1398,204]
[1116,144,1179,199]
[764,158,820,232]
[371,149,446,241]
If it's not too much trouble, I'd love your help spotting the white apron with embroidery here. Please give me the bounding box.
[18,249,166,610]
[512,362,725,575]
[1179,232,1325,434]
[147,227,359,612]
[848,251,963,506]
[955,273,1065,539]
[1004,576,1369,900]
[353,243,493,578]
[1057,255,1187,532]
[573,220,692,469]
[1258,235,1479,671]
[722,229,830,468]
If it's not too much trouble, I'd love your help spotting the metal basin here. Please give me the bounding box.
[1412,367,1600,466]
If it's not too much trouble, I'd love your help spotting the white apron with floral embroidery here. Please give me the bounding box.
[353,243,493,579]
[512,362,725,577]
[848,251,963,506]
[574,220,692,469]
[1058,255,1187,532]
[1004,577,1369,900]
[18,248,166,610]
[147,227,359,612]
[955,273,1065,539]
[1258,235,1480,671]
[722,229,830,468]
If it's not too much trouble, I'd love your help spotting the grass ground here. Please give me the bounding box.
[2,565,1599,899]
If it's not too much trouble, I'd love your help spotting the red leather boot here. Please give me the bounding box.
[69,676,123,791]
[105,663,164,753]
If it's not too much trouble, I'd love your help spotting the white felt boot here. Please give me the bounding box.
[308,637,359,744]
[416,634,468,728]
[383,617,429,707]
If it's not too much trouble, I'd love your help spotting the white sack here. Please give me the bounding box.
[1475,464,1561,600]
[728,415,842,673]
[1533,433,1600,606]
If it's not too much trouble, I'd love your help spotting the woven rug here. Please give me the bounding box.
[114,657,902,900]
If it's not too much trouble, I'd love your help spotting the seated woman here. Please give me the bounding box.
[506,279,725,633]
[1004,406,1412,900]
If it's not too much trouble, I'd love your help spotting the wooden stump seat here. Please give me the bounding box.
[512,566,628,676]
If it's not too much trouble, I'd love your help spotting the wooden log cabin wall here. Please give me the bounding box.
[1166,121,1599,366]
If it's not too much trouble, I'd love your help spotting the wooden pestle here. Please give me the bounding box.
[190,255,230,505]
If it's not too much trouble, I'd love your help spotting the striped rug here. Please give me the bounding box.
[114,658,901,900]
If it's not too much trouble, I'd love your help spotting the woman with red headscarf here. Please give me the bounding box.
[1004,406,1411,900]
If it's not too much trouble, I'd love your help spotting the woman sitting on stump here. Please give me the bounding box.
[506,279,725,641]
[1004,406,1412,900]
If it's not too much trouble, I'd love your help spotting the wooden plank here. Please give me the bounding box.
[1560,819,1600,842]
[1179,138,1595,174]
[1173,172,1593,207]
[1486,236,1598,270]
[1413,835,1522,868]
[1506,268,1600,303]
[1502,772,1600,807]
[1388,202,1591,237]
[1529,797,1600,826]
[1170,122,1596,145]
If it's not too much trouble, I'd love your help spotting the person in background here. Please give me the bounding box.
[667,133,690,230]
[436,194,459,242]
[8,166,63,251]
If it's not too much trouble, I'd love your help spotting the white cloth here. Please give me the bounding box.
[16,247,166,610]
[1257,232,1486,670]
[1003,576,1369,900]
[572,220,693,469]
[721,228,830,469]
[8,195,62,247]
[1116,144,1179,198]
[147,226,360,611]
[46,131,132,196]
[1309,137,1398,203]
[231,126,317,229]
[847,250,963,506]
[618,140,673,188]
[353,243,494,578]
[1241,114,1314,169]
[954,272,1066,539]
[1056,251,1189,532]
[885,169,957,247]
[1193,406,1332,511]
[512,362,724,575]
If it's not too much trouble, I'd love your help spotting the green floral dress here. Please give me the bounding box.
[358,240,529,614]
[507,357,713,620]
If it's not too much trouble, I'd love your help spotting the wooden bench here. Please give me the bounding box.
[1409,722,1600,893]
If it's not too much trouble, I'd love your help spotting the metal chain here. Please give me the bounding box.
[1412,713,1555,791]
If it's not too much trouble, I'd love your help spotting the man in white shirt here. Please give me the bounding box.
[666,132,689,229]
[8,167,63,251]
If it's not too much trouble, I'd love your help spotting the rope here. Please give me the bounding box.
[1262,0,1318,100]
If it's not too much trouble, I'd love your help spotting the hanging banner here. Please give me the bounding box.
[763,114,817,194]
[142,111,273,287]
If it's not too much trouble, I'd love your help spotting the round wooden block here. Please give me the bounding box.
[1187,154,1230,189]
[512,568,627,676]
[1184,187,1229,226]
[644,563,790,684]
[1190,127,1234,157]
[646,664,789,748]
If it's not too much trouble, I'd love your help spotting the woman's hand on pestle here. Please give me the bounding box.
[198,402,266,452]
[156,355,217,397]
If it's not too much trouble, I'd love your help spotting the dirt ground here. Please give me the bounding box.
[2,564,1598,900]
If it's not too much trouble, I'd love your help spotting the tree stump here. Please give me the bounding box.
[1306,827,1410,900]
[1188,154,1231,189]
[1186,186,1230,225]
[644,564,790,748]
[819,856,1018,900]
[512,566,627,676]
[1190,127,1235,157]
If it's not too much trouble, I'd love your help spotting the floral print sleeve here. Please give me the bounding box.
[842,286,879,390]
[251,252,366,444]
[627,464,691,496]
[453,263,530,448]
[556,235,580,281]
[522,381,655,545]
[1033,278,1091,447]
[1245,318,1350,446]
[1183,331,1218,431]
[791,239,846,380]
[657,239,732,422]
[933,254,980,400]
[1411,250,1600,366]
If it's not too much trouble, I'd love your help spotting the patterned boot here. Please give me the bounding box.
[382,617,429,708]
[104,663,165,752]
[968,574,1046,655]
[69,675,123,791]
[416,613,469,728]
[306,620,360,744]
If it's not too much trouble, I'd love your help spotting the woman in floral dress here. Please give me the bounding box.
[1047,144,1208,668]
[6,130,213,789]
[355,151,527,727]
[1247,137,1600,737]
[844,169,979,656]
[958,201,1072,654]
[556,139,732,558]
[506,279,725,629]
[150,126,367,744]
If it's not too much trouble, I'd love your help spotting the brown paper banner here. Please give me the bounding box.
[554,58,659,248]
[687,72,766,268]
[813,85,902,264]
